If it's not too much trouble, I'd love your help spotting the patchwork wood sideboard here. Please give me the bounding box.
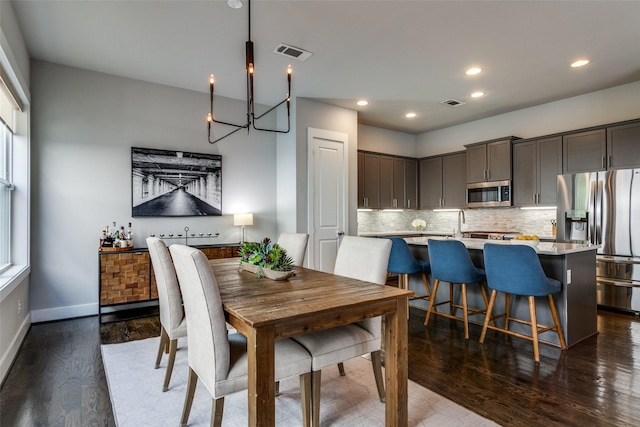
[98,244,240,323]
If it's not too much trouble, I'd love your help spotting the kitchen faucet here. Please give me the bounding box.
[457,209,465,237]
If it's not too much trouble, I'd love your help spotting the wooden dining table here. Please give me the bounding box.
[208,258,412,427]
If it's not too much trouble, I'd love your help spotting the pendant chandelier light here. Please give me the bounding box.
[207,0,292,144]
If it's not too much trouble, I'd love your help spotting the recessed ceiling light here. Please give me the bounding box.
[405,112,417,118]
[227,0,243,8]
[571,59,590,68]
[466,67,482,76]
[356,100,369,106]
[471,91,485,98]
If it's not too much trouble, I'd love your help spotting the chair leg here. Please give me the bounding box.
[163,338,178,392]
[479,289,498,343]
[311,370,321,427]
[337,362,345,377]
[528,296,540,363]
[504,293,511,331]
[180,367,198,427]
[424,279,441,326]
[211,397,224,427]
[449,283,455,316]
[461,283,469,339]
[548,294,567,350]
[300,373,311,427]
[421,272,431,300]
[371,350,385,403]
[478,283,496,327]
[155,327,167,369]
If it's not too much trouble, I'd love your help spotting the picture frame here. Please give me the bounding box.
[131,147,222,217]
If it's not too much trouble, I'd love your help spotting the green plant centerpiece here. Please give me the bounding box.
[238,237,295,280]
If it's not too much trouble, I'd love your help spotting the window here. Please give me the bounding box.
[0,116,13,272]
[1,76,17,273]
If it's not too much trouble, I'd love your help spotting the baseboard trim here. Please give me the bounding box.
[0,313,31,385]
[31,303,98,323]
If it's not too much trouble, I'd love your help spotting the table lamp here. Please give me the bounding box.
[233,213,253,243]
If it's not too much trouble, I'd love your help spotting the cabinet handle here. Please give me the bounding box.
[364,197,368,207]
[608,155,612,168]
[407,199,411,209]
[602,156,606,169]
[441,198,445,207]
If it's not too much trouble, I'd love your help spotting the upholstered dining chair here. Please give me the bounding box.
[169,244,312,427]
[291,236,392,427]
[277,232,309,267]
[425,238,491,339]
[386,237,431,303]
[480,243,567,363]
[146,237,187,392]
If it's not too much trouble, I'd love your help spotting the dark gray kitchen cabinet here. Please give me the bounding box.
[562,129,606,173]
[380,155,394,208]
[420,152,466,209]
[466,138,513,183]
[404,159,418,209]
[513,137,562,207]
[358,152,380,208]
[358,152,419,209]
[607,121,640,170]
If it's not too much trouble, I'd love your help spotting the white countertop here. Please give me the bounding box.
[358,230,454,237]
[405,236,598,256]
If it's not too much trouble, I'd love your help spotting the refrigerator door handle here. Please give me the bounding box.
[589,178,596,245]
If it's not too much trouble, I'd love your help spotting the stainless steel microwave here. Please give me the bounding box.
[466,180,512,207]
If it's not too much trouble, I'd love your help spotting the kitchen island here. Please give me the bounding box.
[406,237,598,347]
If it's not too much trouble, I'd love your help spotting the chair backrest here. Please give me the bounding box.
[387,237,421,274]
[483,243,560,296]
[277,232,309,267]
[334,236,392,339]
[146,237,185,333]
[169,244,231,393]
[427,239,485,284]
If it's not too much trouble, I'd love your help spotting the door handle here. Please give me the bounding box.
[336,231,345,238]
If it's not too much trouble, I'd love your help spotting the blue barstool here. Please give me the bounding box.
[480,243,567,363]
[425,239,491,339]
[386,237,431,304]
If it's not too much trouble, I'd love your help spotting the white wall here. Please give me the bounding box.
[417,81,640,156]
[29,60,279,322]
[358,124,416,157]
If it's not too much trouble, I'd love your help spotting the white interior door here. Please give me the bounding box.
[307,128,348,272]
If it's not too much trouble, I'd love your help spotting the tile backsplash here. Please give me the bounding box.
[357,208,557,237]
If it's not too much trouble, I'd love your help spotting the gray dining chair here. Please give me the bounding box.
[291,236,392,427]
[147,237,188,392]
[277,232,309,267]
[169,244,313,427]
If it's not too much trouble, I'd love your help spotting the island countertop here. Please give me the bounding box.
[405,236,597,256]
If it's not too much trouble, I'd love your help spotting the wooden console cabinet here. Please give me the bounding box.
[98,244,239,322]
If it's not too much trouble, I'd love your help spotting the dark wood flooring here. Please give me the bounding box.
[1,308,638,426]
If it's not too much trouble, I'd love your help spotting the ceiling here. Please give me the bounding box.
[10,0,640,134]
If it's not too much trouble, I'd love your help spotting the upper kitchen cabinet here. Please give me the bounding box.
[563,129,606,173]
[513,137,562,207]
[358,152,380,208]
[381,156,418,209]
[358,152,418,209]
[607,121,640,170]
[465,137,515,183]
[420,152,466,209]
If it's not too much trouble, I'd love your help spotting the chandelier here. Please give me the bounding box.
[207,0,292,144]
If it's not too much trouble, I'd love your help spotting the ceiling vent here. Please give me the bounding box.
[441,99,466,107]
[273,43,313,61]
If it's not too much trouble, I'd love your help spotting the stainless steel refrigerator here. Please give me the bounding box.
[557,168,640,314]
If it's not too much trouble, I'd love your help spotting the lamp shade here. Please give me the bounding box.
[233,213,254,226]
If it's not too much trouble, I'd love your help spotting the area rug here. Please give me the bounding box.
[101,337,497,426]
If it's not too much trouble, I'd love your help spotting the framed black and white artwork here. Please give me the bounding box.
[131,147,222,217]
